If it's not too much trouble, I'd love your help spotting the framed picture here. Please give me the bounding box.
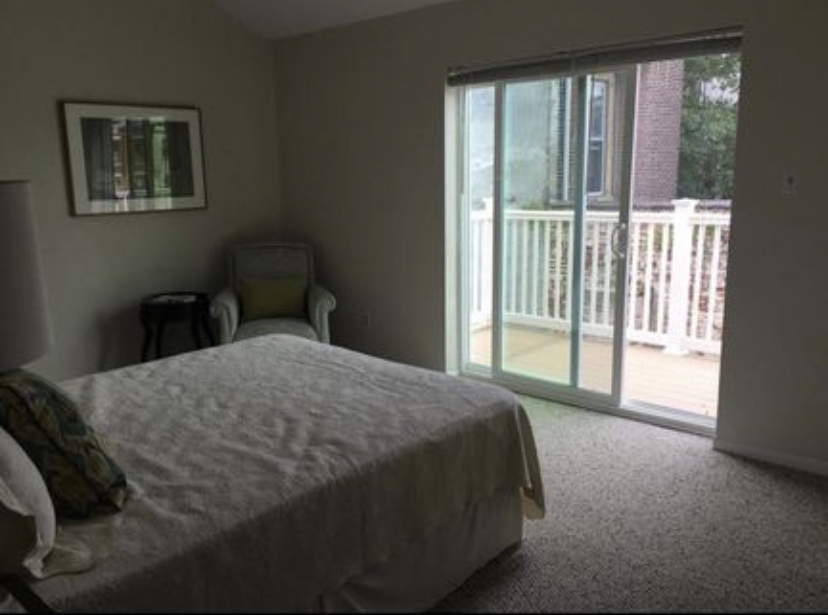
[61,101,207,216]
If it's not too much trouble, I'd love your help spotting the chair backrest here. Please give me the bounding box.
[228,243,315,296]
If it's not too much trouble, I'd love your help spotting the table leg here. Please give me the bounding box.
[201,313,215,346]
[154,321,165,359]
[191,315,203,349]
[141,319,153,362]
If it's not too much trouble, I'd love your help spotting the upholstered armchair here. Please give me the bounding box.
[210,242,336,345]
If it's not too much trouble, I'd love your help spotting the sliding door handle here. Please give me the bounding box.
[611,223,627,259]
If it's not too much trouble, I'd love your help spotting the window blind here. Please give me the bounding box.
[446,26,742,86]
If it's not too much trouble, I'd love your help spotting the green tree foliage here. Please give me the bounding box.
[677,54,741,199]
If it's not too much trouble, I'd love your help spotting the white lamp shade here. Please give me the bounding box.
[0,181,53,371]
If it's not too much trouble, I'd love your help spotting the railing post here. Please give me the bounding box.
[664,198,698,355]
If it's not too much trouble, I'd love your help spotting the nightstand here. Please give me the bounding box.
[139,292,215,361]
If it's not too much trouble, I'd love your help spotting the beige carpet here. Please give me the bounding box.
[433,397,828,612]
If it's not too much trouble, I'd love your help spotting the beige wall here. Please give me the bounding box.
[0,0,281,379]
[274,0,828,474]
[715,1,828,474]
[4,0,826,475]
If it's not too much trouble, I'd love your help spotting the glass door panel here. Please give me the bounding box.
[500,77,575,384]
[581,70,635,396]
[462,85,495,370]
[498,70,635,397]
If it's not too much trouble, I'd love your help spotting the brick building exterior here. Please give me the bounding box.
[632,60,685,206]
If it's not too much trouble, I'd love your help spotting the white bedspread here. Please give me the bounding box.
[31,335,544,612]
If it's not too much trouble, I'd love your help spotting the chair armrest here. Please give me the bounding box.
[307,284,336,344]
[210,288,240,344]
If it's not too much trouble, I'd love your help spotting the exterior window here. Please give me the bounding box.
[587,78,608,195]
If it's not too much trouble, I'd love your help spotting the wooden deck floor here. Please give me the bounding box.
[471,325,720,417]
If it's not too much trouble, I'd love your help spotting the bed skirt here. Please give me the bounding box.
[319,486,523,612]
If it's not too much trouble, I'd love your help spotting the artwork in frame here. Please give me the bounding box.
[61,102,207,216]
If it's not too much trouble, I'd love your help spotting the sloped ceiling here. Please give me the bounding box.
[211,0,462,40]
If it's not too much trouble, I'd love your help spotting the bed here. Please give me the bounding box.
[7,334,544,612]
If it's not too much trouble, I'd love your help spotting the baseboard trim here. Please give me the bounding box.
[713,438,828,478]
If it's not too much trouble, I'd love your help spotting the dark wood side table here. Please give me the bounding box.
[140,292,215,361]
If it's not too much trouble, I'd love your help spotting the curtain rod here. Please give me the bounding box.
[447,25,743,86]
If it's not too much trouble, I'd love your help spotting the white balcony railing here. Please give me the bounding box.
[469,199,730,355]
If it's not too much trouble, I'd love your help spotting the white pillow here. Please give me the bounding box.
[0,426,55,578]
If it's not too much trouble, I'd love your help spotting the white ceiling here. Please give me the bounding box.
[211,0,462,40]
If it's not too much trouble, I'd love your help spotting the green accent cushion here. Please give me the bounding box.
[0,370,128,520]
[241,278,307,320]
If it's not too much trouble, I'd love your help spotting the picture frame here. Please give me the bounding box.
[61,101,207,216]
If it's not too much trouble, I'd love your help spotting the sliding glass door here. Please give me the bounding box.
[460,67,637,406]
[453,31,741,432]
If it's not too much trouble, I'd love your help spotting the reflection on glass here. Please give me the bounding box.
[500,78,575,384]
[80,118,194,202]
[465,86,495,369]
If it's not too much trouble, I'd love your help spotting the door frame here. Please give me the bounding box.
[450,31,741,439]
